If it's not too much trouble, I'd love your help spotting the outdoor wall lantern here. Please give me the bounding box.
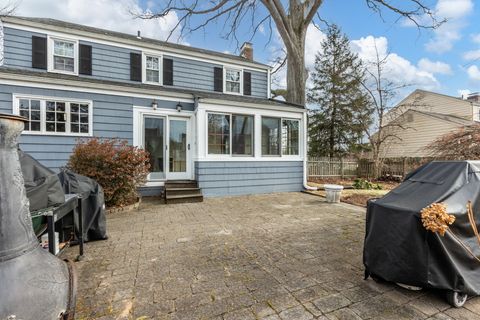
[151,99,158,110]
[176,102,182,112]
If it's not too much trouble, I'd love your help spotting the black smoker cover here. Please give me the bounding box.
[363,161,480,295]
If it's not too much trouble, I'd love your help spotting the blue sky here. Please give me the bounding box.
[8,0,480,100]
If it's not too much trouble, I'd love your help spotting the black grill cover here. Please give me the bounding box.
[19,150,65,211]
[58,169,108,242]
[363,161,480,295]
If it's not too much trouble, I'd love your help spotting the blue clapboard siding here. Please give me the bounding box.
[3,27,45,69]
[0,84,193,172]
[3,27,269,97]
[167,55,220,92]
[195,161,303,197]
[81,40,140,82]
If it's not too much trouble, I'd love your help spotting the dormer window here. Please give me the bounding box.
[224,68,242,94]
[142,53,162,85]
[47,36,78,75]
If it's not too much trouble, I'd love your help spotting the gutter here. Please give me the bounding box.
[302,112,318,191]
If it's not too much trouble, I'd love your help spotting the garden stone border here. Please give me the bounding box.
[106,197,142,214]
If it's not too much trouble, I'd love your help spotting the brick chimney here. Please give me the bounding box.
[240,42,253,61]
[467,93,480,103]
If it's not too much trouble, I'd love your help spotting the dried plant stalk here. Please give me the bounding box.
[421,203,456,236]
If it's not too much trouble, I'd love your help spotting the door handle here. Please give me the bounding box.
[188,144,190,150]
[165,145,168,151]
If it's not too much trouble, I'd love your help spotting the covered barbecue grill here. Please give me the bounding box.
[363,161,480,307]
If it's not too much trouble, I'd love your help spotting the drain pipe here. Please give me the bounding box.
[302,111,318,191]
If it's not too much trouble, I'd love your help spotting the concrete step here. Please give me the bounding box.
[165,193,204,204]
[166,187,201,197]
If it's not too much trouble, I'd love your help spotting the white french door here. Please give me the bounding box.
[167,117,191,180]
[140,114,191,181]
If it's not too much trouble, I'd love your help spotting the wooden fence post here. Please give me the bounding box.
[402,157,407,177]
[340,158,344,179]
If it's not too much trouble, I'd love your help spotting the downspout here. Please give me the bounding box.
[303,111,318,191]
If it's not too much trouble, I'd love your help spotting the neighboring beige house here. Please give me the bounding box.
[379,89,480,158]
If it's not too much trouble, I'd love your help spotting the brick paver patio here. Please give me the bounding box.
[67,192,480,320]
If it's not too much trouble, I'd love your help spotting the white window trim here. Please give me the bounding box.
[206,111,255,157]
[261,116,300,158]
[47,35,79,76]
[223,66,243,95]
[142,52,163,86]
[12,94,93,137]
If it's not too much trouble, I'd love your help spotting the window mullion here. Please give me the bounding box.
[66,102,71,134]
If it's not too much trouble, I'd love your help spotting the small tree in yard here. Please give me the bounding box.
[67,138,150,207]
[307,24,371,158]
[428,125,480,160]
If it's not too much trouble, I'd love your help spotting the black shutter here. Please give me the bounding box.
[243,71,252,96]
[79,44,92,75]
[31,36,47,69]
[130,52,142,81]
[214,67,223,92]
[163,58,173,86]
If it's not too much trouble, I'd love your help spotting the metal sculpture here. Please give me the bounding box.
[0,113,76,320]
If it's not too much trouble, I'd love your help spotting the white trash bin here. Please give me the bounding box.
[324,184,344,203]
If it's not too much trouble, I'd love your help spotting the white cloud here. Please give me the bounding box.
[463,50,480,61]
[417,58,452,75]
[467,65,480,81]
[472,34,480,44]
[424,0,474,53]
[351,36,440,91]
[13,0,183,42]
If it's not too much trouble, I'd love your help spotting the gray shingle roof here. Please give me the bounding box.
[0,67,304,109]
[1,16,271,69]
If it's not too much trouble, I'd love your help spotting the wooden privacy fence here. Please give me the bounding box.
[308,157,431,179]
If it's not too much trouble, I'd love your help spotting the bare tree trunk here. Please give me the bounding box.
[286,45,306,106]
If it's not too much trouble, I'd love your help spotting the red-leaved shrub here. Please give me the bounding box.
[67,138,150,207]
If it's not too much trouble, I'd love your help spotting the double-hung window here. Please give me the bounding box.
[14,96,92,136]
[262,117,300,156]
[48,36,78,74]
[143,53,162,84]
[207,113,254,156]
[224,68,242,94]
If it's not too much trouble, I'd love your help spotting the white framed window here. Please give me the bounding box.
[142,52,162,85]
[47,36,79,75]
[207,112,254,156]
[261,117,300,156]
[224,67,242,94]
[13,95,93,137]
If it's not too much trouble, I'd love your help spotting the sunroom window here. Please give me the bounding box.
[232,115,254,156]
[208,113,230,154]
[262,117,300,156]
[225,68,241,94]
[15,97,92,136]
[282,119,299,155]
[53,39,75,72]
[207,113,254,156]
[261,117,281,156]
[145,55,160,83]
